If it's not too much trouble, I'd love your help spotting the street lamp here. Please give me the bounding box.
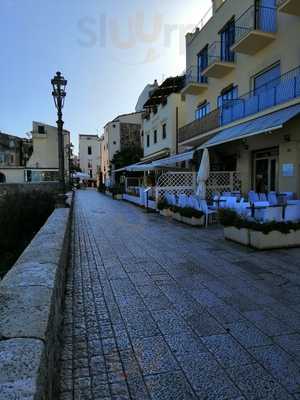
[51,71,67,194]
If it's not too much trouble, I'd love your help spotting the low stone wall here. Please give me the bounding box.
[0,195,73,399]
[0,182,61,198]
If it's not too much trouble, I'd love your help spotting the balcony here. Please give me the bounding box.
[232,5,277,55]
[179,109,220,143]
[277,0,300,16]
[181,66,208,96]
[221,66,300,125]
[202,42,235,79]
[179,65,300,143]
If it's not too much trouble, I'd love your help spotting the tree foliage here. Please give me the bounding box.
[111,146,143,170]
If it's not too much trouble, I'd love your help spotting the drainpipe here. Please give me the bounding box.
[176,107,179,155]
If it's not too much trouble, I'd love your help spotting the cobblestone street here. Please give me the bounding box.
[59,190,300,399]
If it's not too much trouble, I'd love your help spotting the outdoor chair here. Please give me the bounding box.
[248,191,259,203]
[237,201,251,218]
[259,193,267,201]
[166,193,177,206]
[268,192,278,205]
[281,192,295,201]
[285,205,300,222]
[225,196,238,209]
[199,199,217,228]
[253,201,270,208]
[256,206,283,222]
[178,194,188,208]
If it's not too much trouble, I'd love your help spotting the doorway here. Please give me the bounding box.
[253,147,279,192]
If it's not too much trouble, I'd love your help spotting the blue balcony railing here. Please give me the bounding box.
[207,41,235,68]
[234,5,277,44]
[185,65,208,86]
[220,66,300,125]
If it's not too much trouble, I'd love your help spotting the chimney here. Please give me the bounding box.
[212,0,224,14]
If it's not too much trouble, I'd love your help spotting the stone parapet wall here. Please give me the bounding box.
[0,195,73,399]
[0,182,61,198]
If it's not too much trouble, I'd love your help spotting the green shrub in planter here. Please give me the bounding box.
[218,208,300,235]
[179,207,204,219]
[157,200,169,211]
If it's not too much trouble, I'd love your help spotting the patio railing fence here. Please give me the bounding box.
[206,171,242,201]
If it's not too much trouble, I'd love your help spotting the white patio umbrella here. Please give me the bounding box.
[196,148,210,199]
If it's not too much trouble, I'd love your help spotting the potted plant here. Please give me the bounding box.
[179,207,205,227]
[218,209,300,249]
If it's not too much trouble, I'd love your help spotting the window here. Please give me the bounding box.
[10,154,14,164]
[220,19,235,62]
[197,46,208,84]
[162,124,167,139]
[146,134,150,147]
[195,101,210,120]
[88,146,92,155]
[154,130,157,144]
[113,141,117,145]
[38,125,45,134]
[88,160,92,169]
[0,153,4,164]
[254,63,280,95]
[218,85,238,108]
[89,170,93,178]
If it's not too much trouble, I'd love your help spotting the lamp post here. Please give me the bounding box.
[51,71,67,194]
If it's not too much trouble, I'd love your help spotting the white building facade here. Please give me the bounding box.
[100,112,142,186]
[79,134,101,183]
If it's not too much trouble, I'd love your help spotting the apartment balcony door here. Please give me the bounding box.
[253,147,279,192]
[255,0,276,33]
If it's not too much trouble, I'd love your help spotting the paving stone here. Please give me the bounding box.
[152,310,190,335]
[164,330,207,361]
[274,333,300,362]
[243,310,296,336]
[249,345,300,393]
[202,334,255,369]
[145,371,198,400]
[186,310,226,337]
[180,353,243,399]
[225,320,273,348]
[227,363,294,399]
[132,336,179,376]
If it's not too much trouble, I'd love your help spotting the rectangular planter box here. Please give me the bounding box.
[160,209,173,217]
[224,226,300,249]
[181,216,205,227]
[123,194,141,205]
[224,226,250,246]
[172,213,182,222]
[250,229,300,250]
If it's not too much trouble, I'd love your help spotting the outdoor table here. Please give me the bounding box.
[213,198,227,209]
[247,203,292,220]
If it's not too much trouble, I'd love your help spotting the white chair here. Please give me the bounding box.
[281,192,295,201]
[248,191,259,203]
[258,207,283,222]
[199,200,217,228]
[259,193,267,201]
[285,205,300,222]
[222,192,232,197]
[166,193,177,206]
[219,196,229,209]
[238,201,251,218]
[225,196,238,209]
[268,192,278,205]
[178,194,189,208]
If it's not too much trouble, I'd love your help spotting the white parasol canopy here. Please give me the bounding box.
[196,148,210,199]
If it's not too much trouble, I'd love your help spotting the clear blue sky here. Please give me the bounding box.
[0,0,211,152]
